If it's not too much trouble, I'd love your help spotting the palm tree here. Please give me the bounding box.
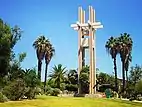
[44,43,55,92]
[49,64,67,89]
[105,36,119,92]
[125,53,132,94]
[125,53,132,82]
[118,33,133,93]
[33,36,49,80]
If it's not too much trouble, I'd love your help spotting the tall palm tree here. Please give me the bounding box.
[125,53,132,82]
[33,36,49,80]
[49,64,67,89]
[125,53,132,93]
[105,36,119,92]
[118,33,133,93]
[44,43,55,92]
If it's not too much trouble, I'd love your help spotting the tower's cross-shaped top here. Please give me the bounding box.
[71,6,103,32]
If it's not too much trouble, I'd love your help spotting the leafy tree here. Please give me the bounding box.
[0,92,8,102]
[49,64,67,90]
[0,18,41,101]
[44,43,55,92]
[33,36,49,80]
[10,25,22,49]
[24,68,41,99]
[67,69,78,85]
[97,72,117,92]
[118,33,133,92]
[0,18,22,77]
[129,65,142,85]
[47,79,56,88]
[0,76,8,89]
[135,80,142,94]
[127,65,142,99]
[9,52,26,81]
[2,79,26,101]
[18,52,26,63]
[65,69,78,92]
[79,66,89,94]
[105,36,119,92]
[24,68,41,88]
[97,72,115,85]
[48,88,60,96]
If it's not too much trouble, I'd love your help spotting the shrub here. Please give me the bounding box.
[135,80,142,94]
[112,91,118,98]
[60,83,66,91]
[45,86,52,95]
[24,87,36,99]
[2,79,26,101]
[24,68,41,88]
[47,88,60,96]
[66,84,78,92]
[129,80,142,101]
[74,93,85,97]
[46,88,53,95]
[0,92,8,103]
[51,88,60,96]
[35,87,42,95]
[0,77,8,89]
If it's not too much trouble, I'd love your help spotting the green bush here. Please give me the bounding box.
[66,84,78,92]
[35,87,42,95]
[51,88,60,96]
[45,86,52,95]
[46,89,53,95]
[0,92,8,103]
[24,87,37,99]
[74,93,85,97]
[135,80,142,94]
[0,77,8,89]
[2,79,26,101]
[24,68,41,88]
[60,83,66,91]
[46,88,60,96]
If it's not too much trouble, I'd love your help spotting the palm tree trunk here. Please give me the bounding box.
[126,70,128,89]
[57,78,60,89]
[122,61,126,93]
[44,62,48,93]
[38,60,42,80]
[113,57,118,93]
[126,70,129,82]
[125,70,128,97]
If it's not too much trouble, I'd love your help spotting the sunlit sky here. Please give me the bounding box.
[0,0,142,81]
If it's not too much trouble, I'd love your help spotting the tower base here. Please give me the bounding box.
[74,93,103,98]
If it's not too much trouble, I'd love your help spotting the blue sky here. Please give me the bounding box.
[0,0,142,80]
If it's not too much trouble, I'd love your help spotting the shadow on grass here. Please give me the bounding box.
[74,94,85,97]
[110,99,142,106]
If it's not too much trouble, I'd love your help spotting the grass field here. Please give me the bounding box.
[0,95,142,107]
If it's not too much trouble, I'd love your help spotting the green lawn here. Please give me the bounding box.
[0,95,142,107]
